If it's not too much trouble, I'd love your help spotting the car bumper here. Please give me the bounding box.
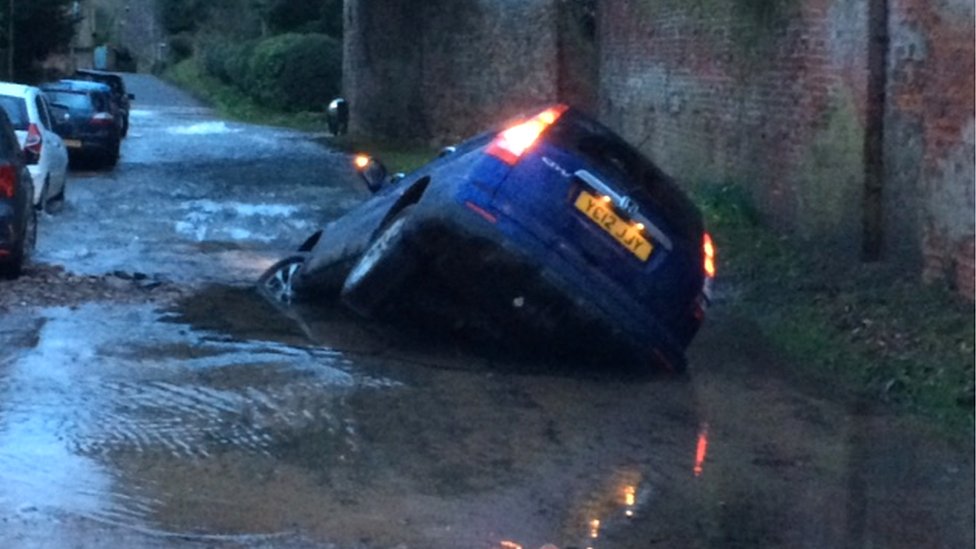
[399,204,694,370]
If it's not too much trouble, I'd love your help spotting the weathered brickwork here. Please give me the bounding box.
[886,0,974,297]
[598,0,974,298]
[343,0,561,144]
[599,0,870,252]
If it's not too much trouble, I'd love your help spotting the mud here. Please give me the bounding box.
[0,74,970,549]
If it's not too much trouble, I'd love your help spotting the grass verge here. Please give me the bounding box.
[695,183,974,431]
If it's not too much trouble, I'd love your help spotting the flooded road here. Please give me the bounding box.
[0,75,970,549]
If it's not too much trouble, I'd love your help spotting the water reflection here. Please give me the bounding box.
[0,304,397,533]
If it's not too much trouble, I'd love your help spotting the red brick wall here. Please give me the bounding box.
[598,0,870,252]
[886,0,975,298]
[598,0,975,298]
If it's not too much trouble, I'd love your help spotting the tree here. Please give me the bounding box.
[0,0,76,80]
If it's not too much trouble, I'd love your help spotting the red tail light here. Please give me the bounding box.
[703,232,716,278]
[24,123,42,165]
[91,112,115,126]
[0,163,15,198]
[486,104,568,165]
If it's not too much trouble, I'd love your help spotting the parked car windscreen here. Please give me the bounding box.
[0,95,29,131]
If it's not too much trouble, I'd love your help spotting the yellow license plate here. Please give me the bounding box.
[63,139,82,148]
[574,190,653,261]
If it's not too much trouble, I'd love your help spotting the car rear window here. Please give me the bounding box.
[0,95,29,130]
[549,111,704,242]
[45,90,95,112]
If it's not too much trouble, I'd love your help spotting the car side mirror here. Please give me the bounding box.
[128,93,135,101]
[353,154,388,193]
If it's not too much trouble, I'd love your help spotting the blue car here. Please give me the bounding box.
[261,105,715,371]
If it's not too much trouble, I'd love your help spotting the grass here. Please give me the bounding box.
[695,182,974,431]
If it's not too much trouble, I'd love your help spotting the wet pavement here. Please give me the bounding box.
[0,75,971,549]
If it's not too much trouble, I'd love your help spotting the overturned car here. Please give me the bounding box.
[260,105,715,371]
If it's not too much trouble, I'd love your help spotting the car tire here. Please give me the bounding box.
[1,205,36,280]
[121,116,129,138]
[257,254,307,304]
[106,145,120,168]
[340,207,418,318]
[46,180,66,214]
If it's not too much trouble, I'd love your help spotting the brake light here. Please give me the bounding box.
[703,232,716,278]
[486,104,568,165]
[91,112,115,125]
[0,163,15,198]
[24,123,42,165]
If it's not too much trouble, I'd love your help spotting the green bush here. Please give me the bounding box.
[168,32,195,63]
[244,33,341,112]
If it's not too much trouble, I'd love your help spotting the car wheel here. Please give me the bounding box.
[121,116,129,138]
[106,145,120,168]
[1,206,36,280]
[340,207,418,318]
[46,180,66,214]
[257,254,307,304]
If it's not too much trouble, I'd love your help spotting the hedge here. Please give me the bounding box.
[198,33,340,112]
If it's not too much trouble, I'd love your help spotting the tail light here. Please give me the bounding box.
[486,104,568,165]
[0,163,15,198]
[24,123,42,165]
[91,112,115,126]
[703,232,716,278]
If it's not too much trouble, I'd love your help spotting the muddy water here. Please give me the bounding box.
[0,289,969,549]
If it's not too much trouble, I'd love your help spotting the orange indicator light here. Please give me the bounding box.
[702,232,716,278]
[694,423,709,477]
[353,154,370,169]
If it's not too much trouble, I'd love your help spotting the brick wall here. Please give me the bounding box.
[886,0,975,297]
[599,0,870,254]
[598,0,975,298]
[343,0,562,144]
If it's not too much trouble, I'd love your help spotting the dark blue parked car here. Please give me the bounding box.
[40,79,122,167]
[260,105,715,371]
[0,107,36,278]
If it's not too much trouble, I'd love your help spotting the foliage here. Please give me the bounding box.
[245,33,340,111]
[167,32,194,63]
[0,0,76,80]
[257,0,342,36]
[694,182,975,430]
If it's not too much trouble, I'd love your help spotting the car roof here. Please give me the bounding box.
[43,79,112,93]
[0,81,38,97]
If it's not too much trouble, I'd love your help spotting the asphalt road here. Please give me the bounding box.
[0,74,970,549]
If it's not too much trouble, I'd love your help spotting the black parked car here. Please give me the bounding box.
[0,108,36,278]
[72,69,134,137]
[41,80,122,167]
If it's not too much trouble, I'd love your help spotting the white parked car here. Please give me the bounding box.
[0,82,69,212]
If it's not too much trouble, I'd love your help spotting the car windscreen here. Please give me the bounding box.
[548,111,704,243]
[45,90,99,113]
[0,95,29,131]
